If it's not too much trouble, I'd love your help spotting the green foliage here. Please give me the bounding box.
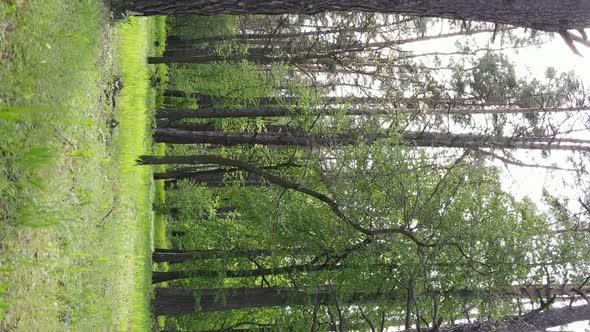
[452,52,518,105]
[162,180,215,220]
[168,16,239,37]
[152,12,588,332]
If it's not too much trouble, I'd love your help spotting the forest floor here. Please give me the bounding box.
[0,1,165,330]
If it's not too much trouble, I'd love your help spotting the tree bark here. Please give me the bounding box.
[164,25,393,45]
[153,286,392,315]
[165,27,505,48]
[157,121,304,136]
[164,170,266,187]
[148,52,344,65]
[154,284,590,326]
[160,329,269,332]
[162,46,273,58]
[153,287,326,315]
[164,205,237,220]
[152,262,341,283]
[153,287,197,316]
[400,304,590,332]
[157,162,299,186]
[155,106,587,120]
[152,128,358,146]
[122,0,590,32]
[158,93,392,107]
[155,106,386,119]
[153,247,285,263]
[151,128,590,152]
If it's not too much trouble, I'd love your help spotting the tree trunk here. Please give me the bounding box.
[152,247,317,264]
[153,287,196,316]
[151,128,590,152]
[122,0,590,32]
[164,26,390,45]
[156,168,244,181]
[401,304,590,332]
[153,248,277,263]
[160,328,270,332]
[161,169,266,186]
[155,106,586,120]
[155,167,223,180]
[153,287,330,315]
[171,230,186,237]
[162,47,273,58]
[148,52,338,65]
[162,205,237,221]
[165,27,506,49]
[164,177,265,189]
[159,93,391,107]
[153,286,392,315]
[152,262,340,283]
[152,128,359,146]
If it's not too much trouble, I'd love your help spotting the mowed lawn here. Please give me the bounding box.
[0,1,164,330]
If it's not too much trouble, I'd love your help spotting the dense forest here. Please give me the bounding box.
[5,0,590,331]
[138,10,590,332]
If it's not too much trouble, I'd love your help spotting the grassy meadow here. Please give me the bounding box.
[0,1,165,330]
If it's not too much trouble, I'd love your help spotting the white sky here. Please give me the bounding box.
[406,29,590,203]
[387,29,590,331]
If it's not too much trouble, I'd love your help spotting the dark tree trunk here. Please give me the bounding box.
[161,205,237,221]
[164,177,265,189]
[171,230,186,237]
[152,247,277,263]
[153,287,327,315]
[152,262,340,283]
[155,167,222,180]
[164,26,379,45]
[122,0,590,32]
[158,121,303,135]
[153,287,196,316]
[160,329,270,332]
[150,128,590,152]
[152,128,360,146]
[154,106,374,119]
[159,94,392,108]
[162,47,273,58]
[160,161,301,186]
[148,52,337,65]
[164,27,502,50]
[401,304,590,332]
[164,169,265,186]
[153,286,387,315]
[154,285,590,330]
[155,106,585,120]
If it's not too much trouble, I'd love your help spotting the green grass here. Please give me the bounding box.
[153,144,168,329]
[0,2,161,330]
[113,16,155,330]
